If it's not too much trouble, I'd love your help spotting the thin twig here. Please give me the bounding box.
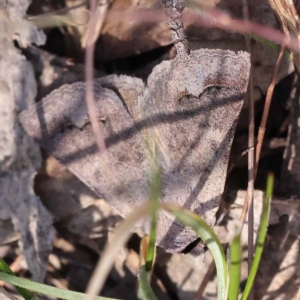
[85,0,107,154]
[193,261,216,300]
[240,44,285,226]
[255,44,285,173]
[159,0,190,55]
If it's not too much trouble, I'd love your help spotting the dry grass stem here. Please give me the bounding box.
[81,0,109,47]
[193,261,216,300]
[240,44,285,226]
[85,0,107,154]
[85,202,151,300]
[95,7,300,52]
[255,44,285,172]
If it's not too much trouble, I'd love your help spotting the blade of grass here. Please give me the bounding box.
[144,204,158,271]
[86,200,228,300]
[138,146,161,299]
[29,15,71,29]
[249,34,290,58]
[85,201,151,300]
[228,226,242,300]
[85,0,107,155]
[241,173,274,300]
[137,266,158,300]
[162,204,227,300]
[0,272,116,300]
[0,258,37,300]
[145,150,161,272]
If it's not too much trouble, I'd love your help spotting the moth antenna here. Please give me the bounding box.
[159,0,190,56]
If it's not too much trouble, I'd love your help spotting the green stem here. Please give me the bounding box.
[241,174,274,300]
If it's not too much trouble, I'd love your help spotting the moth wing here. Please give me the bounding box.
[19,80,150,220]
[138,49,250,253]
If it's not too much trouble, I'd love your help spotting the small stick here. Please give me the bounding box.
[255,44,285,174]
[240,44,285,225]
[85,0,107,154]
[159,0,190,55]
[193,261,216,300]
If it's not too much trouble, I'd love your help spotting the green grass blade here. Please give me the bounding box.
[248,34,290,59]
[29,15,71,29]
[0,272,118,300]
[241,173,274,300]
[228,225,242,300]
[0,258,37,300]
[145,211,157,272]
[145,149,161,272]
[162,204,227,300]
[137,266,158,300]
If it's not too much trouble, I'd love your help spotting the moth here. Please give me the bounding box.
[19,49,250,254]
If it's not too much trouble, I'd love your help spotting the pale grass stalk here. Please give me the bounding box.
[85,202,151,300]
[85,0,106,154]
[81,1,109,47]
[240,44,285,225]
